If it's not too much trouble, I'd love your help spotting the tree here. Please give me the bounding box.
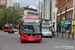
[0,7,8,26]
[0,6,22,26]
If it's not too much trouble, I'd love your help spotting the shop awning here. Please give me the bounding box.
[63,24,69,27]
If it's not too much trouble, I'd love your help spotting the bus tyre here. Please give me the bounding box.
[50,36,52,38]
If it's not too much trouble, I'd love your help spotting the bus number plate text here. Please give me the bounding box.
[29,39,34,41]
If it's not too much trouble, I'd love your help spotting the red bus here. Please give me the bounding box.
[19,16,42,42]
[3,26,9,32]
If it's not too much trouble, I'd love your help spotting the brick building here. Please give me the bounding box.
[0,0,13,9]
[0,5,5,9]
[56,0,73,33]
[16,7,24,15]
[0,0,5,9]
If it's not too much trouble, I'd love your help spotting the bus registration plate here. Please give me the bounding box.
[29,39,34,41]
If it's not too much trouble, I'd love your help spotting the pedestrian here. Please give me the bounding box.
[52,28,55,36]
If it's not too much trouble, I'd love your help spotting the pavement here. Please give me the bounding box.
[0,31,75,50]
[55,33,75,42]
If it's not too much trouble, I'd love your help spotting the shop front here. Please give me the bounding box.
[60,20,65,33]
[72,20,75,35]
[64,19,72,34]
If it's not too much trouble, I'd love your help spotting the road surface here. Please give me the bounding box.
[0,31,75,50]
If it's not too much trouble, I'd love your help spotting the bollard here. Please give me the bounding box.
[62,32,63,38]
[72,32,74,40]
[68,32,70,39]
[57,31,58,37]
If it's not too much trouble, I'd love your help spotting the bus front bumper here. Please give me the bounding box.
[20,36,42,41]
[4,29,9,32]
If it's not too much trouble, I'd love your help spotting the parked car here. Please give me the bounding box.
[2,27,3,30]
[8,28,14,33]
[42,29,52,38]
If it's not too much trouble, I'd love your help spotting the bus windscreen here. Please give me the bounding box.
[4,27,8,29]
[20,23,41,34]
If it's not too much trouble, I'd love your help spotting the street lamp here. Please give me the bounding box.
[40,2,43,19]
[72,0,74,39]
[57,13,58,37]
[39,0,43,19]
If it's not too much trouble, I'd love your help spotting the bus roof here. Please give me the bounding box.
[22,16,39,19]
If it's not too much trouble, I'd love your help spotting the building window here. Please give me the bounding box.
[63,14,65,20]
[28,12,39,16]
[70,0,71,7]
[64,3,65,11]
[68,1,69,8]
[62,4,64,11]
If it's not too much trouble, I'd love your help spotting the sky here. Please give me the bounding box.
[13,0,35,7]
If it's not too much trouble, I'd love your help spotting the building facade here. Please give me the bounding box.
[52,0,57,32]
[35,0,40,12]
[0,5,4,9]
[16,7,40,17]
[0,0,5,9]
[42,0,52,27]
[5,0,13,7]
[57,0,73,33]
[43,0,51,20]
[16,7,24,15]
[43,0,46,19]
[46,0,50,19]
[13,2,20,8]
[0,0,5,5]
[35,0,43,19]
